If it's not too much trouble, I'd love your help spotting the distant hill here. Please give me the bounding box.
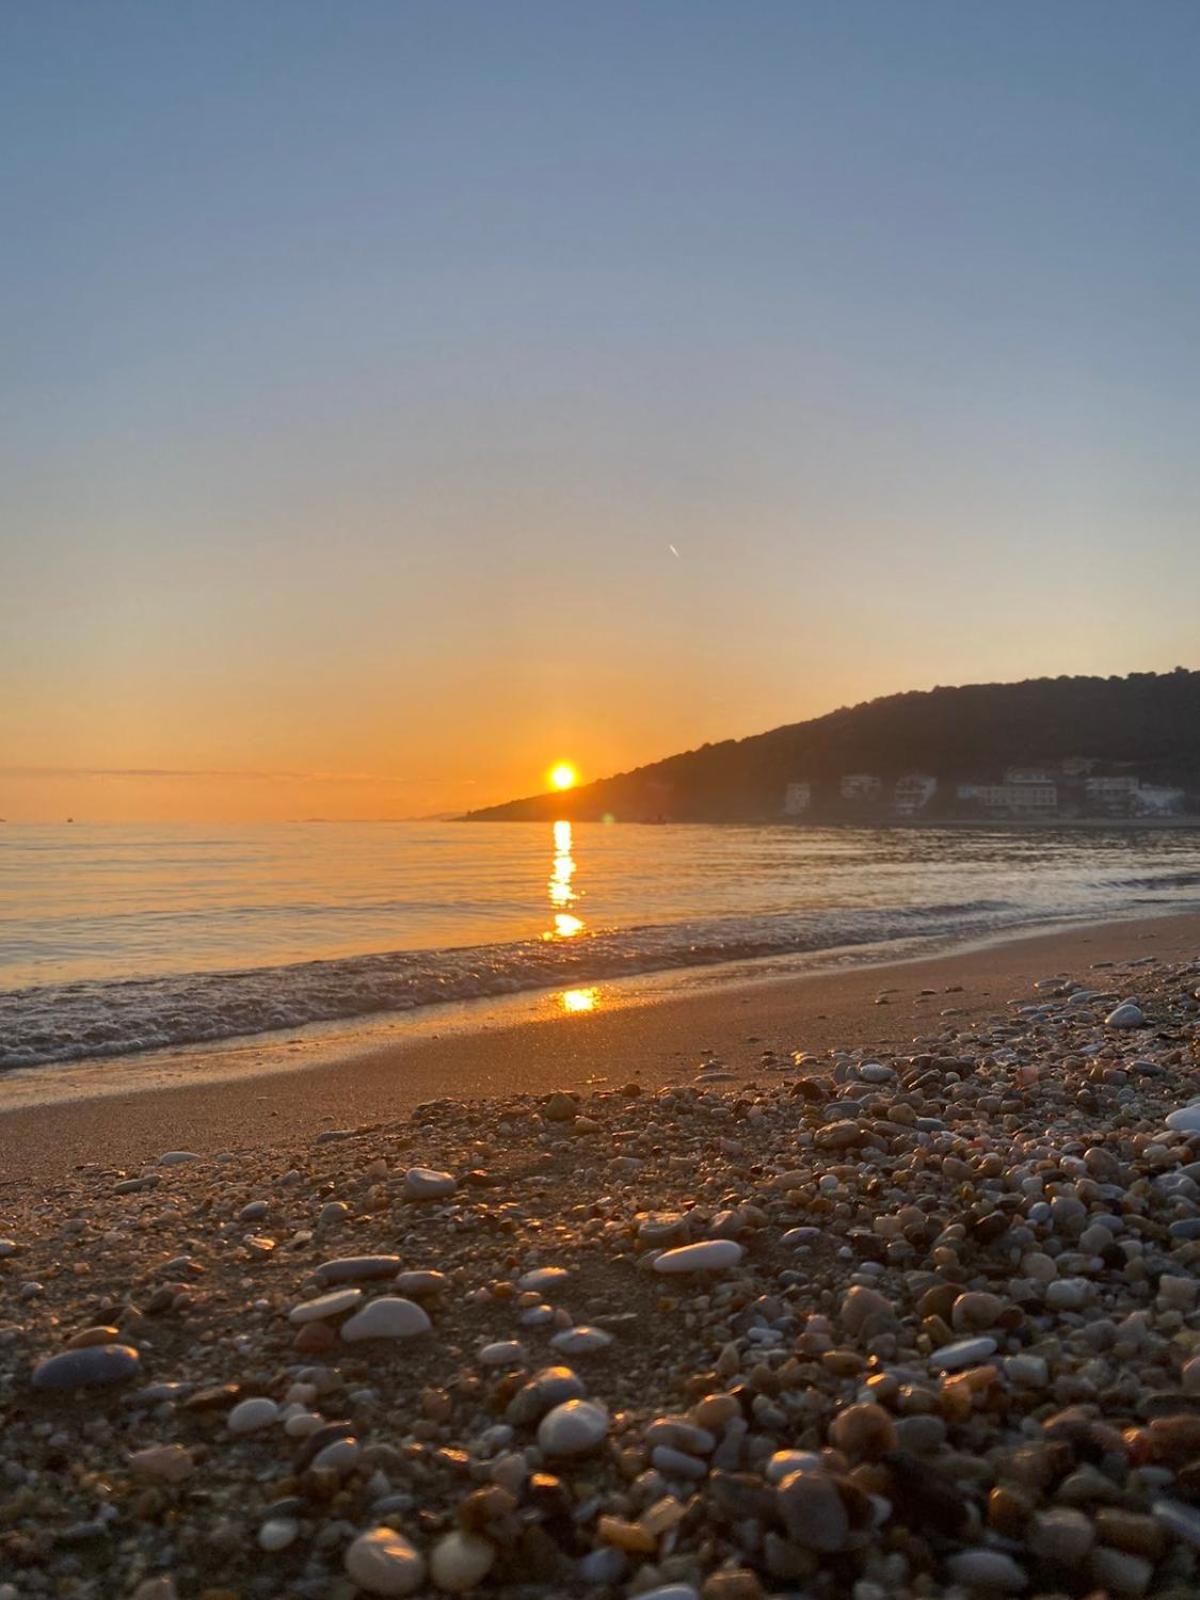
[463,670,1200,823]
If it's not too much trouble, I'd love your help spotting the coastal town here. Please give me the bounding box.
[783,761,1193,822]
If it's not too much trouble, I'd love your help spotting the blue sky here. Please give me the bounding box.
[3,2,1198,818]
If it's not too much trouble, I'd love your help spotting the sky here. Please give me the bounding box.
[3,1,1199,822]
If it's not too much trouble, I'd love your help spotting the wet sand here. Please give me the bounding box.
[2,910,1197,1185]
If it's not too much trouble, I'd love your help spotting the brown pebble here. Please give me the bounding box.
[1094,1508,1166,1559]
[828,1402,897,1460]
[294,1320,337,1354]
[701,1570,764,1600]
[988,1485,1035,1536]
[65,1326,120,1350]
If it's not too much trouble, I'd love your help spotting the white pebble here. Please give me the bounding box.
[258,1517,299,1552]
[289,1288,364,1324]
[344,1527,426,1595]
[652,1240,744,1275]
[537,1398,609,1457]
[429,1530,495,1592]
[341,1297,432,1342]
[227,1397,279,1434]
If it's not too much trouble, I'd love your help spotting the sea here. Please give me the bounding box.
[2,820,1199,1072]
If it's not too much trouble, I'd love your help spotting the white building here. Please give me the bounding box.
[1085,775,1140,815]
[840,773,882,801]
[1134,784,1186,816]
[783,781,812,816]
[1005,767,1055,786]
[957,781,1058,815]
[893,774,938,815]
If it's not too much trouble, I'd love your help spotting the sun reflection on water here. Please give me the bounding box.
[546,820,584,939]
[560,986,599,1013]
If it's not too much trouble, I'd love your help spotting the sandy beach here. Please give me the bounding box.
[0,912,1196,1185]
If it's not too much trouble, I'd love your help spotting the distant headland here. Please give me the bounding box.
[464,670,1200,824]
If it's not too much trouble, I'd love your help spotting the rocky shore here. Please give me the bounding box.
[3,950,1200,1598]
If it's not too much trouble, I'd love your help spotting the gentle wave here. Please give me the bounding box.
[0,898,1030,1068]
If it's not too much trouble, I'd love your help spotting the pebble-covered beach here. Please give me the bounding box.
[4,950,1200,1599]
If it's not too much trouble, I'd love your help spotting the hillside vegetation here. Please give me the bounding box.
[463,670,1200,823]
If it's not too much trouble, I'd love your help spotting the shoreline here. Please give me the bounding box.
[2,908,1197,1185]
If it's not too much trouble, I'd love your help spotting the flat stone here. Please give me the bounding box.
[394,1270,447,1297]
[945,1550,1027,1591]
[289,1288,364,1324]
[32,1345,141,1390]
[479,1340,527,1368]
[652,1240,744,1275]
[314,1256,401,1285]
[549,1326,613,1355]
[129,1444,194,1483]
[403,1167,457,1200]
[65,1326,120,1350]
[344,1527,427,1595]
[1166,1104,1200,1134]
[930,1337,997,1372]
[158,1151,202,1165]
[517,1266,571,1293]
[340,1297,432,1342]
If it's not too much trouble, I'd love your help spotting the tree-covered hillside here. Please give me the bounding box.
[463,670,1200,823]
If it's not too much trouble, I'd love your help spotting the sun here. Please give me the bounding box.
[549,762,578,792]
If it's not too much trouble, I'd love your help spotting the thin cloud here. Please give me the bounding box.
[0,766,475,786]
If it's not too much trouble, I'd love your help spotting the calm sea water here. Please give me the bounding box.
[2,821,1198,1068]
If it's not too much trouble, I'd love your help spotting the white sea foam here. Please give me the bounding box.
[2,820,1198,1070]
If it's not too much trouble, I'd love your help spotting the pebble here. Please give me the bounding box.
[429,1530,495,1592]
[344,1527,427,1595]
[652,1240,744,1274]
[403,1167,457,1200]
[1105,1002,1145,1028]
[518,1266,571,1292]
[258,1517,299,1552]
[1152,1497,1200,1549]
[32,1344,141,1389]
[479,1340,526,1367]
[289,1288,364,1324]
[157,1150,201,1165]
[314,1255,401,1284]
[944,1549,1028,1591]
[129,1444,194,1482]
[776,1469,849,1551]
[549,1325,614,1355]
[227,1396,279,1434]
[340,1297,432,1341]
[536,1398,609,1456]
[929,1337,997,1372]
[1166,1103,1200,1133]
[509,1366,586,1424]
[1045,1277,1091,1310]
